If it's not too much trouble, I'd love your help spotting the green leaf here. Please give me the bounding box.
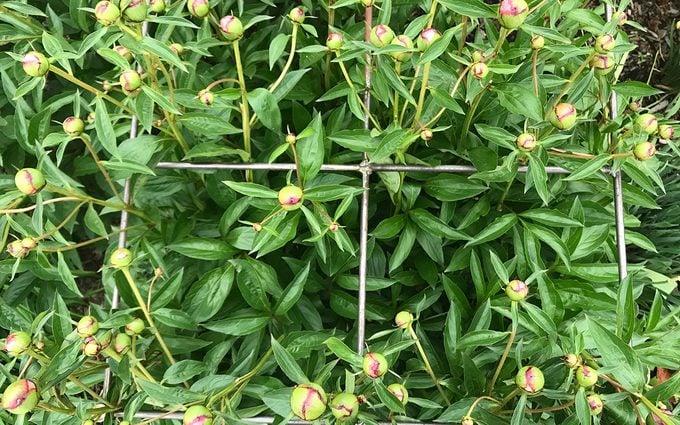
[389,221,417,272]
[271,337,309,384]
[497,84,544,122]
[324,337,362,367]
[141,36,188,72]
[203,314,269,336]
[57,252,83,296]
[184,266,234,323]
[424,174,488,201]
[141,86,182,115]
[612,81,663,97]
[466,214,518,247]
[180,112,242,136]
[410,209,469,240]
[224,181,277,198]
[457,330,509,350]
[84,203,107,237]
[269,33,290,70]
[588,318,645,391]
[564,154,610,181]
[525,223,572,269]
[274,263,310,316]
[167,238,236,260]
[520,209,583,227]
[475,124,517,150]
[374,380,405,413]
[137,380,203,405]
[296,113,324,184]
[437,0,495,17]
[417,28,456,65]
[163,360,206,385]
[94,96,118,156]
[249,88,281,132]
[97,47,132,70]
[575,387,591,425]
[511,393,528,425]
[371,129,418,162]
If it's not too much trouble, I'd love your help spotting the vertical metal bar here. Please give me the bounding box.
[605,3,628,281]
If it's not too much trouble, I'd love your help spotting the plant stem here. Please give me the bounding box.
[325,0,335,91]
[289,143,303,187]
[427,0,439,27]
[205,78,241,91]
[268,24,299,94]
[70,376,115,407]
[407,324,451,405]
[49,66,133,115]
[207,345,275,406]
[337,61,382,130]
[487,302,517,394]
[0,196,80,214]
[548,149,596,159]
[46,186,150,221]
[80,134,123,201]
[399,66,421,125]
[233,40,252,181]
[423,65,471,128]
[412,62,432,129]
[36,201,86,241]
[532,50,539,96]
[393,62,401,123]
[42,224,145,252]
[458,87,486,150]
[464,396,500,418]
[553,52,596,106]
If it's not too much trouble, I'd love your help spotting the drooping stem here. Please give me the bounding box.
[487,302,518,394]
[233,40,252,181]
[36,201,86,241]
[407,324,451,405]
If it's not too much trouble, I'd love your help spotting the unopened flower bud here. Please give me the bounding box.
[498,0,529,29]
[22,51,50,77]
[471,50,484,62]
[328,222,339,232]
[252,223,263,232]
[125,318,145,335]
[516,133,536,152]
[288,7,305,24]
[549,102,577,130]
[63,117,85,136]
[183,405,213,425]
[394,311,413,329]
[587,394,604,415]
[370,25,395,48]
[658,125,675,140]
[102,80,113,91]
[278,186,304,211]
[362,352,388,378]
[594,34,615,53]
[563,353,580,368]
[187,0,209,18]
[290,383,327,420]
[516,365,544,393]
[95,1,121,26]
[170,43,185,56]
[15,168,46,195]
[198,89,214,106]
[387,383,408,405]
[590,53,615,75]
[285,132,297,144]
[628,101,640,112]
[531,35,545,49]
[471,62,489,80]
[326,32,344,51]
[5,332,31,356]
[123,0,148,22]
[1,379,38,415]
[613,11,627,26]
[416,28,440,51]
[110,247,133,268]
[633,142,656,161]
[83,338,100,356]
[330,392,359,420]
[461,416,475,425]
[420,128,433,141]
[219,15,244,41]
[114,332,132,354]
[635,114,658,134]
[77,315,100,338]
[7,238,36,258]
[389,35,414,62]
[150,0,166,13]
[575,365,598,387]
[119,70,142,93]
[83,420,95,425]
[506,279,528,301]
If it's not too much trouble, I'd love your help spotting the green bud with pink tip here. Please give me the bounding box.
[278,186,304,211]
[362,352,388,378]
[658,125,675,140]
[126,318,145,335]
[187,0,209,18]
[150,0,165,13]
[587,394,604,415]
[326,32,344,51]
[123,0,148,22]
[7,238,37,258]
[288,7,305,24]
[395,311,413,328]
[416,28,440,51]
[290,383,327,420]
[387,383,408,405]
[1,379,38,414]
[370,25,395,48]
[635,113,658,134]
[506,279,528,301]
[15,168,46,195]
[110,248,133,268]
[461,416,475,425]
[498,0,529,29]
[198,89,214,106]
[330,392,359,420]
[77,315,100,338]
[4,332,31,357]
[219,15,244,41]
[516,365,544,393]
[63,117,85,136]
[114,46,133,62]
[633,142,656,161]
[183,405,213,425]
[590,53,615,75]
[563,353,580,368]
[389,35,414,62]
[94,1,121,26]
[119,70,142,94]
[516,133,536,152]
[114,333,132,354]
[531,35,545,49]
[594,34,615,53]
[22,51,49,77]
[575,365,598,387]
[549,103,577,130]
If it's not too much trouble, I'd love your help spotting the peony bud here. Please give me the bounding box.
[498,0,529,29]
[328,222,339,232]
[549,102,577,130]
[290,383,327,421]
[590,53,615,75]
[95,1,121,26]
[219,15,244,41]
[22,51,50,77]
[575,365,598,387]
[63,117,85,136]
[77,315,99,338]
[516,366,544,393]
[613,11,627,26]
[633,142,656,161]
[170,43,185,56]
[183,405,213,425]
[394,311,413,329]
[587,393,604,415]
[278,186,304,211]
[563,353,580,368]
[7,238,36,258]
[471,50,484,62]
[187,0,209,18]
[1,379,38,415]
[387,383,408,405]
[471,62,489,80]
[326,32,344,51]
[198,90,214,106]
[285,132,297,144]
[516,133,536,152]
[330,392,359,420]
[5,332,31,357]
[389,35,414,62]
[288,7,305,24]
[123,0,148,22]
[110,247,133,268]
[658,125,675,140]
[125,318,145,336]
[15,168,46,195]
[635,113,658,134]
[252,223,263,232]
[531,35,545,49]
[102,80,114,91]
[420,128,433,141]
[594,34,615,53]
[506,279,528,301]
[83,420,95,425]
[83,337,100,356]
[461,416,475,425]
[362,352,388,378]
[416,28,441,51]
[114,45,133,62]
[119,70,142,93]
[370,25,395,48]
[628,101,640,112]
[114,333,132,354]
[150,0,166,13]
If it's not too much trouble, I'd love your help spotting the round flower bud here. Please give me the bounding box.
[1,379,38,415]
[387,383,408,405]
[506,279,528,301]
[198,90,214,106]
[416,28,441,51]
[516,133,536,152]
[594,34,615,53]
[83,420,95,425]
[590,53,615,75]
[515,365,544,393]
[471,50,484,62]
[635,113,659,134]
[102,80,113,91]
[95,1,121,26]
[187,0,209,18]
[125,318,145,335]
[498,0,529,29]
[114,332,132,354]
[370,25,395,48]
[119,70,142,93]
[5,332,31,357]
[575,365,598,387]
[7,240,29,258]
[110,247,133,268]
[150,0,166,13]
[63,117,85,136]
[252,223,263,232]
[628,101,641,112]
[658,125,675,140]
[395,311,413,329]
[328,222,339,232]
[288,7,305,24]
[123,0,148,22]
[278,186,304,211]
[119,422,131,425]
[471,62,489,80]
[285,132,297,144]
[461,417,475,425]
[613,11,627,26]
[563,353,580,368]
[587,394,604,415]
[22,51,50,77]
[326,32,344,51]
[420,128,433,141]
[15,168,46,195]
[219,15,244,41]
[183,405,213,425]
[531,35,545,49]
[549,102,577,130]
[389,35,414,62]
[330,392,359,420]
[83,338,100,356]
[362,352,388,378]
[77,315,100,338]
[290,383,327,421]
[170,43,185,56]
[633,142,656,161]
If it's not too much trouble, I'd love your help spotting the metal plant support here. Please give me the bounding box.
[104,2,628,423]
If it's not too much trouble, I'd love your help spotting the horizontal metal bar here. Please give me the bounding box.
[156,161,570,174]
[126,412,443,424]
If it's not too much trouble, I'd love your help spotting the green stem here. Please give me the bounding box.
[36,201,86,242]
[464,396,500,418]
[553,52,596,107]
[532,49,539,96]
[487,302,518,394]
[427,0,439,27]
[268,24,299,94]
[399,66,421,125]
[49,66,133,115]
[497,175,515,212]
[233,40,252,181]
[207,345,275,406]
[337,60,382,130]
[424,65,471,129]
[46,185,150,221]
[407,324,451,405]
[79,134,123,201]
[412,62,432,129]
[637,395,675,425]
[393,62,401,124]
[70,376,115,407]
[458,88,486,150]
[42,224,145,253]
